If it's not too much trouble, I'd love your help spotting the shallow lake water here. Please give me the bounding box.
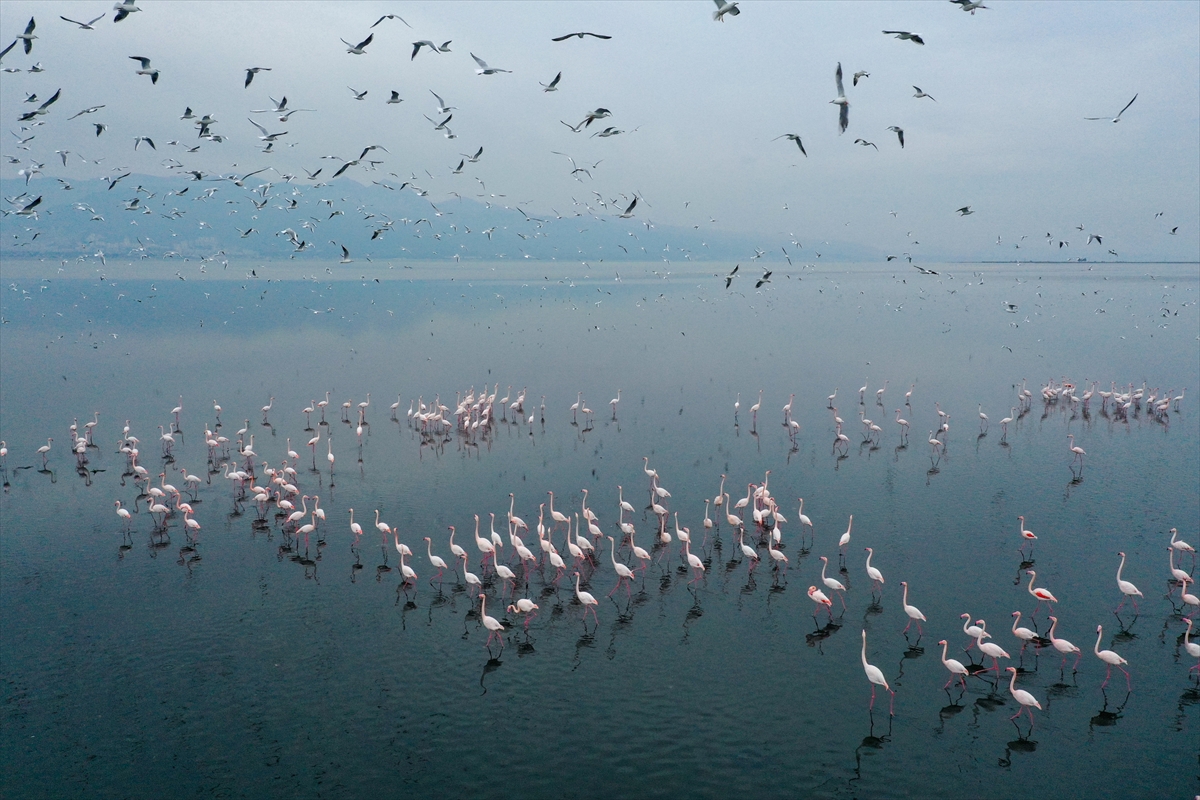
[2,260,1198,798]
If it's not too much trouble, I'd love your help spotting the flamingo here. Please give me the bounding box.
[894,409,909,438]
[999,407,1015,437]
[373,509,391,536]
[975,621,1011,672]
[396,541,417,586]
[114,500,132,529]
[610,389,621,417]
[461,553,481,593]
[1171,527,1196,569]
[425,537,448,584]
[827,388,837,408]
[1018,516,1037,557]
[938,639,970,690]
[1183,619,1200,673]
[1025,570,1058,615]
[961,613,991,651]
[861,630,894,715]
[448,525,467,561]
[37,437,52,466]
[507,493,528,532]
[547,491,569,527]
[1005,667,1042,726]
[1066,433,1086,466]
[838,515,853,562]
[1180,576,1200,616]
[864,547,885,593]
[808,586,833,620]
[816,556,846,608]
[738,530,759,565]
[797,498,813,542]
[1091,624,1131,690]
[766,534,788,574]
[749,389,762,423]
[326,437,335,474]
[288,496,311,527]
[1115,551,1143,612]
[977,404,988,432]
[573,572,599,623]
[875,380,888,405]
[724,495,743,531]
[1169,547,1190,592]
[1011,611,1039,653]
[683,539,705,582]
[713,475,726,509]
[1047,615,1082,672]
[900,581,926,635]
[348,508,363,538]
[506,598,539,630]
[478,594,505,650]
[607,536,635,595]
[472,515,495,563]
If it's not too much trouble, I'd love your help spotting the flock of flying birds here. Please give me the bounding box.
[0,2,1183,279]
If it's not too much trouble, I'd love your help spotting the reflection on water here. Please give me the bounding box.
[1,263,1197,797]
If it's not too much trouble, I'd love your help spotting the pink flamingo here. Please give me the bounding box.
[478,594,505,650]
[1114,551,1143,613]
[808,586,833,621]
[900,581,926,635]
[1094,624,1130,690]
[861,629,894,715]
[1025,570,1058,616]
[1017,515,1037,558]
[938,639,970,690]
[1006,667,1041,726]
[818,556,846,609]
[1048,615,1082,672]
[573,572,599,623]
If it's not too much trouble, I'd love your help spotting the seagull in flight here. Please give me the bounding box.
[887,126,904,148]
[412,40,451,59]
[1086,234,1102,245]
[18,88,60,122]
[248,118,287,141]
[129,56,159,84]
[113,1,141,23]
[11,18,36,55]
[540,71,562,91]
[713,1,741,21]
[371,14,411,28]
[462,146,483,162]
[348,86,368,100]
[951,0,989,13]
[471,53,511,75]
[244,67,270,88]
[60,13,105,29]
[387,91,403,104]
[618,197,637,218]
[756,269,772,288]
[912,86,936,101]
[854,138,878,150]
[832,62,849,133]
[551,31,611,41]
[430,90,455,114]
[956,206,974,216]
[725,264,739,288]
[883,30,925,44]
[342,33,374,54]
[1085,93,1137,122]
[772,134,807,156]
[853,70,869,86]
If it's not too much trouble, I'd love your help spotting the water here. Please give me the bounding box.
[2,261,1197,798]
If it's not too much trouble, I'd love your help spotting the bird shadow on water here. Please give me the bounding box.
[849,712,893,788]
[479,654,503,695]
[1089,688,1130,731]
[997,726,1038,766]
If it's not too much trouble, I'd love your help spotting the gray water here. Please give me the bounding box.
[2,261,1197,798]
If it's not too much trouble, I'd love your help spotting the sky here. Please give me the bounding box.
[1,0,1197,264]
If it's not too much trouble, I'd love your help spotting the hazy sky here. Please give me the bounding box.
[2,1,1197,262]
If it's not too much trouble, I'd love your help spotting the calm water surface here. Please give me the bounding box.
[2,261,1197,798]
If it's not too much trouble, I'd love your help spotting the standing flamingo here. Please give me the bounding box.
[861,629,895,715]
[425,537,448,585]
[1183,619,1200,673]
[1025,570,1058,615]
[114,500,132,529]
[1114,551,1143,612]
[838,514,853,563]
[975,621,1011,672]
[900,581,926,635]
[683,539,705,583]
[1048,615,1082,672]
[818,556,846,609]
[938,639,970,690]
[1094,625,1130,689]
[1011,611,1039,653]
[1018,515,1037,557]
[864,547,885,594]
[808,586,833,621]
[573,572,599,623]
[1006,667,1042,726]
[749,389,762,424]
[607,536,636,596]
[478,594,505,650]
[506,598,539,630]
[1066,433,1086,466]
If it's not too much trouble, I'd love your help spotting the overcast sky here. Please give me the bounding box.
[2,1,1197,262]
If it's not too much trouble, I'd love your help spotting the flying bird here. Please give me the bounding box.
[853,70,869,86]
[348,87,368,100]
[618,197,638,218]
[951,0,990,13]
[725,264,739,288]
[854,138,878,150]
[883,30,925,44]
[1085,93,1137,122]
[772,134,807,156]
[832,62,849,134]
[18,88,60,122]
[133,136,155,150]
[471,53,511,75]
[387,91,403,104]
[342,33,374,54]
[412,40,451,59]
[371,14,411,28]
[248,118,287,141]
[713,1,741,21]
[463,146,483,162]
[244,67,270,88]
[129,56,159,83]
[60,13,105,29]
[540,71,562,91]
[551,31,611,41]
[11,17,35,54]
[756,269,772,288]
[913,86,936,101]
[113,1,141,23]
[956,206,974,216]
[887,126,905,148]
[1086,234,1102,245]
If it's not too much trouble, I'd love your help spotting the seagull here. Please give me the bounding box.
[772,134,807,156]
[1168,227,1178,235]
[756,269,772,288]
[913,86,937,101]
[12,196,41,217]
[618,197,637,218]
[591,126,622,138]
[951,0,989,13]
[12,18,36,54]
[578,108,612,128]
[248,118,287,141]
[462,146,483,162]
[956,206,974,216]
[18,88,60,122]
[412,40,451,59]
[244,67,270,88]
[887,126,905,148]
[129,56,160,84]
[113,1,141,23]
[1086,233,1102,245]
[832,62,849,134]
[713,1,741,21]
[1085,93,1137,122]
[551,31,612,41]
[853,70,870,86]
[540,71,562,91]
[854,138,878,150]
[180,106,195,119]
[69,105,105,119]
[471,53,511,75]
[725,264,739,288]
[339,245,352,263]
[387,91,403,104]
[371,14,411,28]
[94,123,108,137]
[1004,302,1018,312]
[424,112,453,130]
[60,13,105,29]
[133,136,155,150]
[348,86,368,100]
[883,30,925,44]
[430,90,455,115]
[341,33,373,54]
